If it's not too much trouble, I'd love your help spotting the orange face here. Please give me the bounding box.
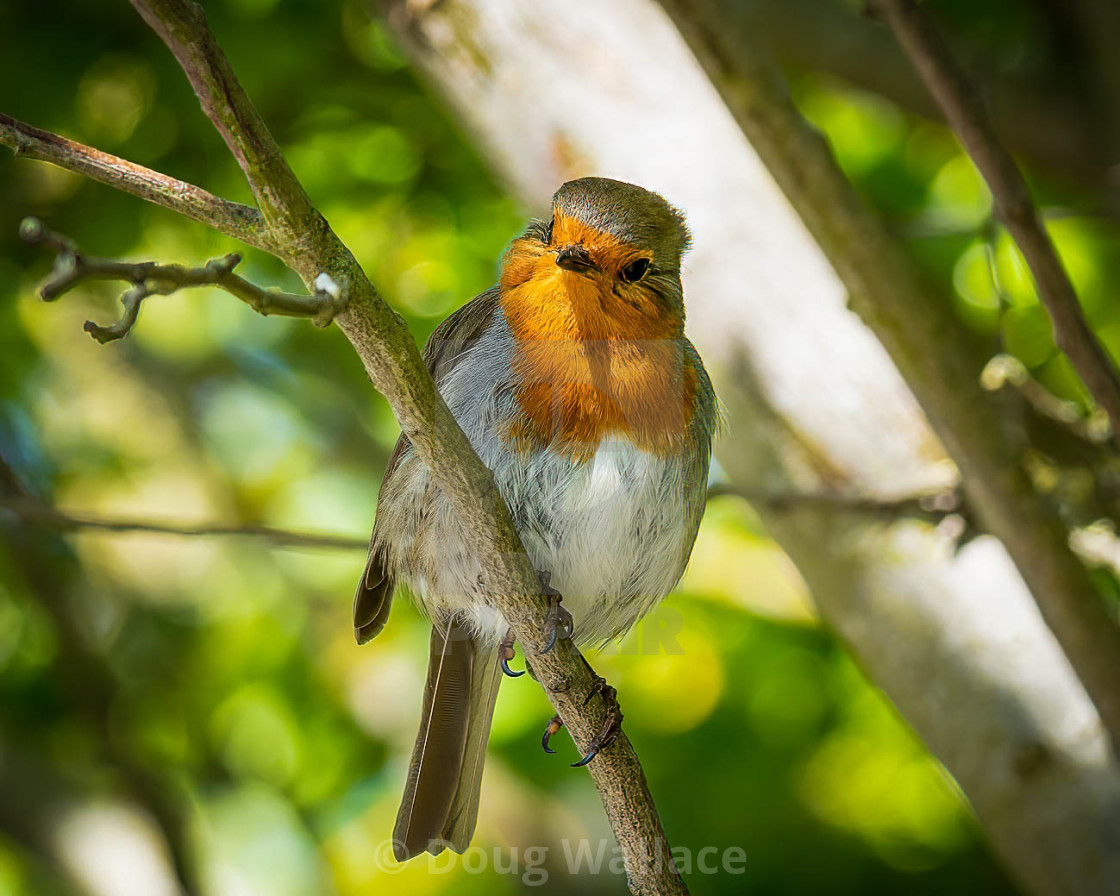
[499,210,697,458]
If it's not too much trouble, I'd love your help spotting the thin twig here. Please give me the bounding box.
[0,112,269,251]
[21,218,347,342]
[710,482,962,520]
[0,496,369,552]
[870,0,1120,446]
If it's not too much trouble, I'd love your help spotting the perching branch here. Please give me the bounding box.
[656,0,1120,757]
[20,217,347,343]
[5,1,685,891]
[0,112,269,251]
[870,0,1120,447]
[128,0,320,241]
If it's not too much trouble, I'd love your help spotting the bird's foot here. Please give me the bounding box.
[539,663,623,764]
[571,675,624,767]
[498,627,525,678]
[538,570,573,654]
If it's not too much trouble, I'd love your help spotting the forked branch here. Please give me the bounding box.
[20,217,347,343]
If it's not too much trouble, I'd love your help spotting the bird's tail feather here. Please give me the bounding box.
[393,620,502,860]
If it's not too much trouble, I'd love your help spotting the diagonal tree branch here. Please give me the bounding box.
[0,112,269,251]
[20,217,347,342]
[655,0,1120,757]
[870,0,1120,446]
[5,1,687,892]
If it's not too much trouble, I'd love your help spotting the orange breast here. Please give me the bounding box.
[499,215,697,459]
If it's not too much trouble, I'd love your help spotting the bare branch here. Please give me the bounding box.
[870,0,1120,447]
[20,218,347,343]
[0,112,269,251]
[0,495,369,552]
[5,488,966,555]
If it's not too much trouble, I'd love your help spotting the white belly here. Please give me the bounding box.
[468,435,697,645]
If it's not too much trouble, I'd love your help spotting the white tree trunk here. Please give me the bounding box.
[375,0,1120,892]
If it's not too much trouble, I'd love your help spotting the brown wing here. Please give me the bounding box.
[421,286,502,382]
[353,288,502,644]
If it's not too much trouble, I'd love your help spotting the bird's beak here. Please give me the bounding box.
[555,244,597,273]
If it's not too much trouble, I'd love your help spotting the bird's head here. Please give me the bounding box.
[500,177,691,339]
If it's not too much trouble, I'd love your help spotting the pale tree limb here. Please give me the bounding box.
[4,1,687,892]
[870,0,1120,448]
[0,112,269,251]
[20,217,347,342]
[371,1,1120,892]
[656,0,1120,761]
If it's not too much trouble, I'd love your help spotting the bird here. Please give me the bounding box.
[353,176,717,861]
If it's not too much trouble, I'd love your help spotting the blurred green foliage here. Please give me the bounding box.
[8,0,1117,893]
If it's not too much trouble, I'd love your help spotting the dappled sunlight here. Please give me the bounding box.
[6,0,1102,892]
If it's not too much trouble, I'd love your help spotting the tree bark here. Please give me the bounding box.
[372,0,1120,893]
[656,0,1120,764]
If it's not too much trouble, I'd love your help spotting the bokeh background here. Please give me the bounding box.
[4,0,1118,893]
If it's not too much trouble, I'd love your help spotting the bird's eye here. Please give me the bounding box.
[543,218,554,245]
[620,258,651,282]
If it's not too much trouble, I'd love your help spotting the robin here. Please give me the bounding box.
[353,177,717,860]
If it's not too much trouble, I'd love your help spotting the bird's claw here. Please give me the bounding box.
[542,714,563,753]
[498,629,525,678]
[572,676,623,767]
[538,570,573,654]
